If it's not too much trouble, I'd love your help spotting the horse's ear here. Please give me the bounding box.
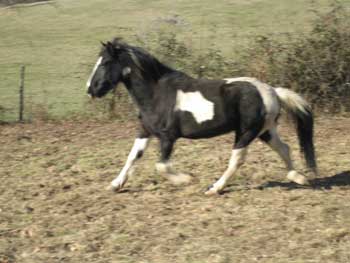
[105,41,117,57]
[101,41,107,47]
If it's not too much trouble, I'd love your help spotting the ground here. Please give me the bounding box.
[1,116,350,263]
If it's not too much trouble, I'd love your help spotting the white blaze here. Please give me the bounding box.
[175,90,214,123]
[86,56,103,89]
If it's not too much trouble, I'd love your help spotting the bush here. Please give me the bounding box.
[94,1,350,120]
[244,2,350,112]
[135,28,242,78]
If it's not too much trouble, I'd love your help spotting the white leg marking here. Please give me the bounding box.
[287,171,308,185]
[86,56,103,89]
[155,162,192,185]
[155,162,172,174]
[174,90,215,123]
[205,148,247,195]
[266,129,308,185]
[109,138,149,191]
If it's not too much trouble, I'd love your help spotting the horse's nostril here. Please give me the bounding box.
[87,88,95,98]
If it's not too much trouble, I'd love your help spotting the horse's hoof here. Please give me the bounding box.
[168,173,192,185]
[204,185,221,195]
[106,184,118,192]
[108,176,128,191]
[287,171,309,185]
[106,181,125,192]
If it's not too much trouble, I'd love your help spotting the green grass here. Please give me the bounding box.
[0,0,349,121]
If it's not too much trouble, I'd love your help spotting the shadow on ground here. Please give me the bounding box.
[256,171,350,191]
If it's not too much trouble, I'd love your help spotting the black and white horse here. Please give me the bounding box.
[86,38,317,195]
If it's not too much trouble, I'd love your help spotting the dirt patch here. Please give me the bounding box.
[1,117,350,262]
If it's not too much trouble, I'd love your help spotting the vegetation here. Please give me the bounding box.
[243,2,350,112]
[110,2,350,116]
[0,0,349,122]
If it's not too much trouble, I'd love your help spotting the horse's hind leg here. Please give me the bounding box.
[204,147,247,195]
[205,129,259,195]
[260,128,308,185]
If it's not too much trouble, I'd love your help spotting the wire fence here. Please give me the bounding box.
[0,62,203,123]
[0,30,304,123]
[1,24,350,122]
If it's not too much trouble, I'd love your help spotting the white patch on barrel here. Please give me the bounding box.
[86,56,103,89]
[224,77,280,131]
[174,90,214,123]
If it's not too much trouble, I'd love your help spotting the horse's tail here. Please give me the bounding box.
[275,87,317,174]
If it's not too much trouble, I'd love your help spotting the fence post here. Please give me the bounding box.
[198,65,205,78]
[19,65,25,122]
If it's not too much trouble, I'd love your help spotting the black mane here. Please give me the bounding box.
[109,38,179,82]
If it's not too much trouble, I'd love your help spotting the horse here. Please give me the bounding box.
[86,38,317,195]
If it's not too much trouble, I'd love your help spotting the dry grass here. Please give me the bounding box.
[1,116,350,262]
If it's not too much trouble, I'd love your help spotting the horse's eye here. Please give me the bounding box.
[102,61,110,66]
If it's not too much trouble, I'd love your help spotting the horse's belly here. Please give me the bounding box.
[178,112,234,139]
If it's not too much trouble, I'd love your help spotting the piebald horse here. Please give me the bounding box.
[86,38,317,195]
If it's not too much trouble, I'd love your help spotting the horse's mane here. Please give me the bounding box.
[110,38,178,81]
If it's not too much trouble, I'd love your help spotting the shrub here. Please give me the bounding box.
[244,2,350,112]
[94,2,350,120]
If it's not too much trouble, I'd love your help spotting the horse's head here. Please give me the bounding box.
[87,38,175,98]
[87,40,126,98]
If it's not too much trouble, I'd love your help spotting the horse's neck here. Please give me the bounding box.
[122,62,178,114]
[124,77,156,112]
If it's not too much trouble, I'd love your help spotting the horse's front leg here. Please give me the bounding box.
[108,134,150,191]
[155,138,192,185]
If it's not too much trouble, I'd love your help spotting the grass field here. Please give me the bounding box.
[1,0,350,121]
[1,117,350,262]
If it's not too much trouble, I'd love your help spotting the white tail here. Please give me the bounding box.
[275,87,310,114]
[275,87,317,174]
